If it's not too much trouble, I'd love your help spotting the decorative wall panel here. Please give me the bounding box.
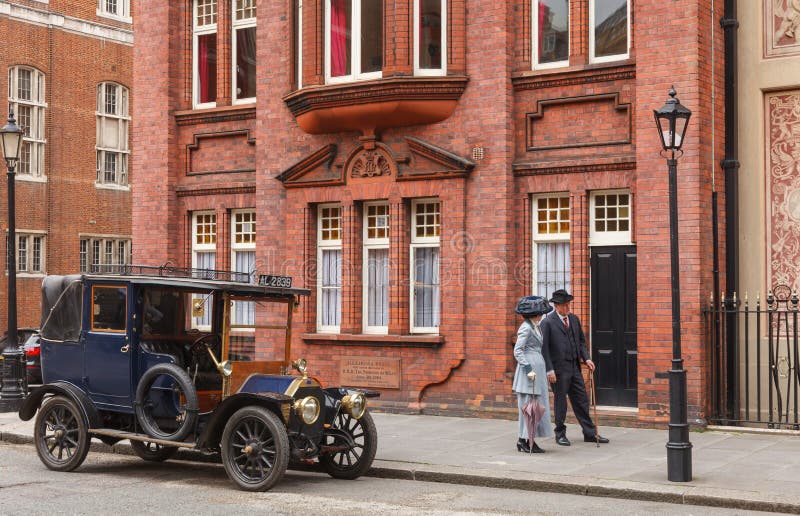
[765,0,800,58]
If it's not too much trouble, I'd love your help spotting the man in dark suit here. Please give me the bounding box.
[541,289,609,446]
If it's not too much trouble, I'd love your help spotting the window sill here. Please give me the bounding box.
[95,182,130,191]
[97,10,132,24]
[302,332,444,348]
[15,175,47,183]
[283,76,468,135]
[174,104,256,126]
[512,60,635,91]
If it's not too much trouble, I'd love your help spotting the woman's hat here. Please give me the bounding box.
[515,296,553,316]
[549,289,574,304]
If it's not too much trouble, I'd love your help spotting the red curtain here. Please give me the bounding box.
[330,0,347,76]
[198,34,217,103]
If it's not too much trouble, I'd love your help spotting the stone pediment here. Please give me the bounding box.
[278,137,475,188]
[276,144,342,188]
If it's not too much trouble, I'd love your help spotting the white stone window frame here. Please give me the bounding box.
[232,0,257,105]
[588,0,630,64]
[532,0,570,70]
[79,235,131,273]
[317,203,342,334]
[296,0,303,89]
[96,82,130,190]
[410,199,440,334]
[324,0,384,84]
[192,211,217,330]
[193,0,218,109]
[231,209,256,330]
[8,66,46,182]
[362,201,389,334]
[532,194,571,298]
[97,0,132,23]
[589,189,632,246]
[413,0,447,77]
[7,230,47,276]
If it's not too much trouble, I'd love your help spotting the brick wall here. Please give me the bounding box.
[0,2,132,330]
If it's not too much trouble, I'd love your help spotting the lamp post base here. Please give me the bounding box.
[0,348,26,413]
[667,440,693,482]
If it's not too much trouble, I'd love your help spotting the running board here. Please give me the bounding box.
[89,428,197,448]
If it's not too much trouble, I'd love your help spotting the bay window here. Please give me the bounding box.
[410,200,440,333]
[532,195,570,296]
[414,0,446,76]
[193,0,218,108]
[363,202,389,333]
[590,0,629,63]
[233,0,257,103]
[317,205,342,333]
[325,0,383,83]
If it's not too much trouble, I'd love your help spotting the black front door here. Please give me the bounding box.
[591,246,637,407]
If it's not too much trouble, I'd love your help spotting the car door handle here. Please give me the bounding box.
[120,344,129,353]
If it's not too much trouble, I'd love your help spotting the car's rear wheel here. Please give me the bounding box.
[221,406,289,492]
[135,362,198,442]
[319,410,377,479]
[130,440,179,462]
[34,395,90,472]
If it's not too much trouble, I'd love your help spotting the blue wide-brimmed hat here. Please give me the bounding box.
[515,296,553,316]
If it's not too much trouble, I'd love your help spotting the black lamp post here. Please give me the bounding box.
[0,107,25,412]
[654,87,693,482]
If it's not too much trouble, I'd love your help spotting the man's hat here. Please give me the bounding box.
[515,296,553,316]
[549,289,574,304]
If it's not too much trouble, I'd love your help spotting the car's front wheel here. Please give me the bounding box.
[130,440,179,462]
[34,395,91,472]
[221,406,289,491]
[319,410,377,480]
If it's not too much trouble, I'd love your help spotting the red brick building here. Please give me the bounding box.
[0,0,133,329]
[132,0,725,425]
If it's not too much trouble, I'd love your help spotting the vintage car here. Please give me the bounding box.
[19,266,378,491]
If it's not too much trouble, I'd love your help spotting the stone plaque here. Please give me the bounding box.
[340,356,401,389]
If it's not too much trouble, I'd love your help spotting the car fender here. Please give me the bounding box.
[19,381,102,429]
[196,392,293,449]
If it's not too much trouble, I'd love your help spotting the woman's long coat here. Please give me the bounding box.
[512,320,549,396]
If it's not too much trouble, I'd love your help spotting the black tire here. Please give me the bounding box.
[34,396,91,472]
[130,440,179,462]
[135,362,198,442]
[319,410,377,480]
[221,406,289,492]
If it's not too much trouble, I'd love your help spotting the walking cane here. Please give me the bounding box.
[588,367,599,448]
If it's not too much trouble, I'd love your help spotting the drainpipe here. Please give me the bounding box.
[720,0,739,420]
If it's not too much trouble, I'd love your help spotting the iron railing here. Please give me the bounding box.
[87,263,252,283]
[706,285,800,429]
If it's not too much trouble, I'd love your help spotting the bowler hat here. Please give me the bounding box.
[549,289,574,304]
[515,296,553,316]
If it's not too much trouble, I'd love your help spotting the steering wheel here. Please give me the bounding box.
[186,334,221,370]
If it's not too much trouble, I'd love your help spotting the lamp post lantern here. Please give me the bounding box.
[653,87,693,482]
[0,107,25,412]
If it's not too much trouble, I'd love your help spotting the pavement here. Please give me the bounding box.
[2,409,800,514]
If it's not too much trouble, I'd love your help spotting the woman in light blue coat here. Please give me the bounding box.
[512,296,554,453]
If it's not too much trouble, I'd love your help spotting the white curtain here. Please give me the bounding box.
[233,251,255,325]
[367,248,389,327]
[320,249,342,327]
[536,242,570,297]
[194,252,215,327]
[414,247,440,328]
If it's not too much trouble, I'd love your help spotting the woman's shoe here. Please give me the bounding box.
[516,438,531,453]
[530,442,545,453]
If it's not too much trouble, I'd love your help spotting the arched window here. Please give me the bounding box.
[96,82,130,187]
[8,66,46,178]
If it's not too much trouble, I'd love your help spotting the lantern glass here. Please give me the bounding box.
[0,113,24,163]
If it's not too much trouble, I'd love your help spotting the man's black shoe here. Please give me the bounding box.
[584,435,609,444]
[555,435,571,446]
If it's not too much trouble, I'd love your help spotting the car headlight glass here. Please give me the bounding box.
[292,358,307,374]
[293,396,320,424]
[341,392,367,419]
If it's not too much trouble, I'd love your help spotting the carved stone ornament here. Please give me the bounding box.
[766,0,800,58]
[346,144,398,179]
